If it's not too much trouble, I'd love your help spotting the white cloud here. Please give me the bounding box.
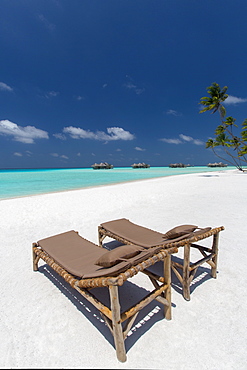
[76,96,84,101]
[160,138,182,144]
[125,82,136,89]
[38,14,56,31]
[53,133,66,140]
[224,95,247,105]
[124,82,145,95]
[62,126,135,141]
[13,150,32,157]
[135,88,145,95]
[166,109,182,116]
[193,139,204,145]
[160,133,204,145]
[0,120,49,144]
[107,127,134,140]
[0,82,13,92]
[135,146,146,151]
[179,134,193,142]
[45,91,59,98]
[124,76,145,95]
[63,127,96,139]
[50,153,68,159]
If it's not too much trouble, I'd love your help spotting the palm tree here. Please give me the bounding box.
[199,82,228,118]
[200,83,247,171]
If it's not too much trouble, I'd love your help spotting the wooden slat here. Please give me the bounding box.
[155,295,169,306]
[191,243,213,253]
[190,254,215,271]
[74,284,112,320]
[171,264,183,284]
[142,268,165,283]
[123,313,139,340]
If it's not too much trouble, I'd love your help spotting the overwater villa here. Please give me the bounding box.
[169,163,191,168]
[131,162,150,168]
[207,162,228,167]
[91,162,114,169]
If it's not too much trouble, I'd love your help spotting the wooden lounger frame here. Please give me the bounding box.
[98,225,225,301]
[32,240,177,362]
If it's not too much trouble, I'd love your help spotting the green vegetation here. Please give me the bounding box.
[200,82,247,171]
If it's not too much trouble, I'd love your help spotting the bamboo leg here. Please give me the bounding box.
[98,229,105,247]
[32,243,39,271]
[163,254,172,320]
[211,232,219,278]
[109,285,127,362]
[183,244,191,301]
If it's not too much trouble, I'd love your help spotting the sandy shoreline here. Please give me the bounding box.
[1,169,246,369]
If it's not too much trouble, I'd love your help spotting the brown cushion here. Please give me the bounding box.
[163,224,198,239]
[193,227,212,236]
[100,218,166,248]
[95,244,144,267]
[37,230,108,278]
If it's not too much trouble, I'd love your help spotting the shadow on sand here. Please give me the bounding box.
[38,239,216,355]
[39,264,170,354]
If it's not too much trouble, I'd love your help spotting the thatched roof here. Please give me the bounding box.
[131,162,150,168]
[91,162,113,169]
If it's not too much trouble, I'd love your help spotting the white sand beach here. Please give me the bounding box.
[0,169,246,369]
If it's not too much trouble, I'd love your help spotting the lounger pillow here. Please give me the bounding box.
[95,244,144,267]
[163,224,198,239]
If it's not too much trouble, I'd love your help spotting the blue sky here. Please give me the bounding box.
[1,0,247,168]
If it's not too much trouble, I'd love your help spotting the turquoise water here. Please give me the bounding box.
[0,166,234,200]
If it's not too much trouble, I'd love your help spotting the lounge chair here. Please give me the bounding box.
[98,218,225,301]
[32,230,177,362]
